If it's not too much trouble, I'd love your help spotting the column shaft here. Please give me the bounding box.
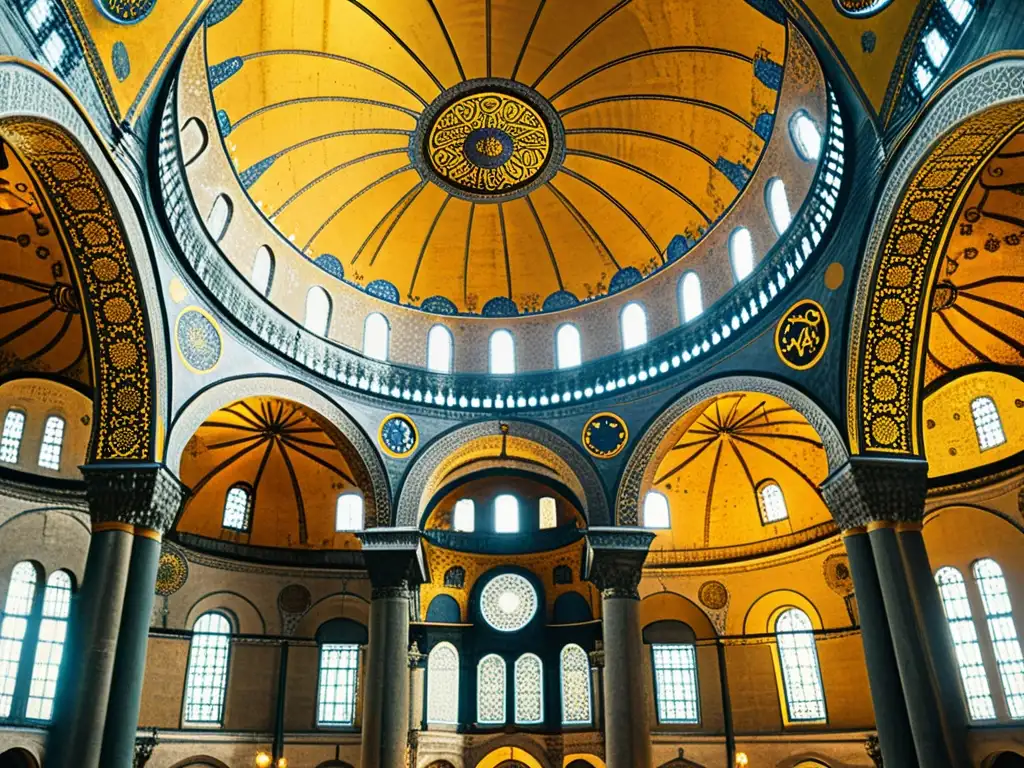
[360,590,411,768]
[601,594,652,768]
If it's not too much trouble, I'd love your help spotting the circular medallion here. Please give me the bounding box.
[582,412,629,459]
[480,573,538,632]
[378,413,418,458]
[155,548,188,596]
[698,580,728,610]
[775,298,829,371]
[175,307,222,373]
[278,584,312,614]
[94,0,157,24]
[824,554,854,597]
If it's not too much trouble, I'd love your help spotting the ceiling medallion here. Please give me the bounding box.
[94,0,157,24]
[582,412,629,460]
[775,298,830,371]
[412,79,565,203]
[378,413,418,459]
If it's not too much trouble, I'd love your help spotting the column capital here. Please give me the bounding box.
[821,455,928,531]
[583,526,655,599]
[357,527,428,590]
[81,462,189,535]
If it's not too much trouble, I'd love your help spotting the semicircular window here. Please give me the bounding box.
[479,573,538,633]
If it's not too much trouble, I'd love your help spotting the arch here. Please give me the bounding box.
[363,312,390,361]
[0,750,40,768]
[184,590,266,635]
[679,272,702,323]
[729,227,755,281]
[564,758,605,768]
[206,194,232,243]
[426,594,461,623]
[168,757,231,768]
[765,177,792,235]
[489,330,515,374]
[555,323,582,369]
[986,754,1024,768]
[553,592,592,624]
[789,111,823,161]
[473,745,548,768]
[427,324,454,373]
[620,302,647,350]
[833,0,894,17]
[616,375,848,525]
[640,592,717,639]
[642,490,670,529]
[304,285,332,336]
[335,492,364,531]
[180,115,209,166]
[251,245,274,296]
[293,591,370,638]
[849,57,1024,455]
[743,589,825,635]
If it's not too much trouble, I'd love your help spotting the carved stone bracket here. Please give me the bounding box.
[583,527,655,599]
[821,456,928,530]
[82,462,189,534]
[357,527,428,590]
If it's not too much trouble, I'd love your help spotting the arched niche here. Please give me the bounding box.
[184,591,265,635]
[743,589,825,635]
[640,592,717,639]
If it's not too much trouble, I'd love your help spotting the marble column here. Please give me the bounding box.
[584,527,655,768]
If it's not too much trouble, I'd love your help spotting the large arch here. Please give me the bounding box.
[849,55,1024,456]
[0,59,166,461]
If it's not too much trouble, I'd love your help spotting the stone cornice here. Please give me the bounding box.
[821,456,928,529]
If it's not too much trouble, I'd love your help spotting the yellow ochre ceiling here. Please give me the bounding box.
[204,0,788,316]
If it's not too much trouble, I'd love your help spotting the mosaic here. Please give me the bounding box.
[581,412,629,460]
[155,548,188,596]
[175,307,222,373]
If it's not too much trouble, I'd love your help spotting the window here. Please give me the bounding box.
[775,608,827,721]
[317,643,360,725]
[489,330,515,374]
[935,566,996,721]
[251,245,274,296]
[25,0,51,32]
[494,494,519,534]
[222,485,251,531]
[680,272,702,323]
[183,612,232,724]
[729,228,755,282]
[514,653,543,724]
[914,63,935,91]
[923,28,950,67]
[971,397,1006,451]
[766,178,793,234]
[36,416,64,471]
[453,499,475,532]
[643,490,670,529]
[620,302,648,350]
[790,111,822,162]
[477,654,506,724]
[304,286,332,336]
[335,493,364,532]
[427,642,459,724]
[0,409,25,464]
[363,313,389,361]
[539,497,557,530]
[480,574,538,632]
[25,571,71,721]
[560,644,592,725]
[40,31,65,68]
[0,562,37,718]
[652,644,700,724]
[556,324,582,369]
[206,194,233,243]
[944,0,973,24]
[427,325,453,373]
[973,559,1024,718]
[758,481,789,524]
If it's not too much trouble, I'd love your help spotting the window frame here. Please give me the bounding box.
[0,408,26,465]
[426,641,460,725]
[315,641,361,727]
[513,652,544,725]
[488,329,516,375]
[972,558,1024,719]
[559,643,593,726]
[24,569,72,722]
[221,483,253,532]
[651,642,701,725]
[773,607,828,724]
[181,611,233,727]
[251,245,275,296]
[729,227,755,283]
[493,494,519,534]
[756,480,789,525]
[678,271,702,324]
[362,312,390,361]
[789,110,823,162]
[765,177,793,236]
[619,302,648,351]
[304,286,332,337]
[427,324,454,374]
[335,492,365,532]
[0,560,41,721]
[476,653,507,725]
[970,396,1006,452]
[36,414,65,471]
[555,323,583,369]
[643,490,671,530]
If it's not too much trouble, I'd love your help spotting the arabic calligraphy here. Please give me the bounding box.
[775,299,829,370]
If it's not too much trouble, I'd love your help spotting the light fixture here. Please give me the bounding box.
[255,753,271,768]
[277,759,288,768]
[736,752,749,767]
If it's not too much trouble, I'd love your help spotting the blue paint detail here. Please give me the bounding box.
[481,297,519,317]
[216,110,232,137]
[754,112,775,141]
[208,57,243,88]
[111,41,130,82]
[426,594,460,623]
[206,0,243,26]
[667,234,697,263]
[366,279,400,303]
[715,156,752,190]
[542,290,580,312]
[743,0,787,24]
[754,57,783,90]
[553,592,593,623]
[239,157,275,189]
[861,30,877,53]
[314,254,344,280]
[420,296,458,315]
[608,267,642,295]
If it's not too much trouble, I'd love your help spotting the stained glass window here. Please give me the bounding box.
[480,573,537,633]
[304,286,331,336]
[730,228,755,282]
[477,654,506,724]
[775,608,827,721]
[0,562,36,718]
[25,570,71,721]
[539,497,557,530]
[767,178,793,234]
[363,312,390,361]
[453,499,475,532]
[222,485,251,531]
[335,493,364,532]
[971,397,1006,451]
[652,643,700,723]
[556,324,582,369]
[427,641,459,724]
[643,490,670,529]
[758,482,789,523]
[514,653,543,724]
[317,643,359,725]
[494,494,519,534]
[489,330,515,374]
[790,111,822,161]
[560,644,592,725]
[37,416,64,471]
[620,303,648,350]
[0,410,25,465]
[427,325,453,373]
[973,559,1024,718]
[183,612,231,724]
[680,272,702,323]
[935,566,996,720]
[251,245,274,296]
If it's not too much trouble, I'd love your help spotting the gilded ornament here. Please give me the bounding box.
[378,413,418,458]
[94,0,157,23]
[582,412,629,459]
[155,549,188,596]
[775,299,829,371]
[698,580,728,610]
[824,553,854,596]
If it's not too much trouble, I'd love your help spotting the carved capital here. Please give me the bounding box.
[583,526,655,600]
[821,456,928,530]
[82,462,189,534]
[358,527,428,589]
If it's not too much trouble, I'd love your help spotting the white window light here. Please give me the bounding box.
[652,643,700,723]
[775,608,827,721]
[494,494,519,534]
[489,330,515,375]
[0,409,26,464]
[539,497,557,530]
[317,643,359,725]
[427,325,453,373]
[304,286,331,336]
[790,112,822,162]
[453,499,475,532]
[758,482,789,524]
[971,396,1006,452]
[335,493,364,532]
[730,228,755,282]
[556,324,582,369]
[620,303,648,350]
[767,178,793,235]
[183,612,232,724]
[643,490,670,529]
[680,272,702,323]
[924,28,950,68]
[25,570,72,721]
[37,415,64,471]
[935,566,996,721]
[363,312,390,361]
[222,485,251,531]
[251,245,274,296]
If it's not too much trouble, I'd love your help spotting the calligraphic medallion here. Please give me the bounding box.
[378,413,418,458]
[582,412,629,459]
[775,299,829,370]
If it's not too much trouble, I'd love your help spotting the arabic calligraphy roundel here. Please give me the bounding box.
[775,298,829,371]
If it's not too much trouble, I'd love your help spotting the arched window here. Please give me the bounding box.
[335,493,364,532]
[317,641,360,726]
[363,313,390,361]
[304,286,332,337]
[206,194,233,243]
[973,559,1024,718]
[790,111,822,162]
[944,0,973,24]
[757,481,789,524]
[729,228,755,282]
[37,415,64,471]
[494,494,519,534]
[560,644,592,725]
[935,566,996,720]
[427,325,453,374]
[775,608,826,721]
[766,178,793,234]
[620,302,648,350]
[0,562,37,718]
[556,324,582,369]
[453,499,475,532]
[183,612,232,724]
[489,330,515,374]
[25,570,72,721]
[222,484,251,531]
[971,397,1006,451]
[680,272,702,323]
[477,654,506,724]
[251,245,274,296]
[652,643,700,724]
[643,490,670,529]
[427,642,460,724]
[0,409,25,464]
[539,497,557,530]
[514,653,543,724]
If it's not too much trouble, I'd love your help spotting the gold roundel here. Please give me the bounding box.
[775,299,829,371]
[582,412,629,459]
[427,92,550,195]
